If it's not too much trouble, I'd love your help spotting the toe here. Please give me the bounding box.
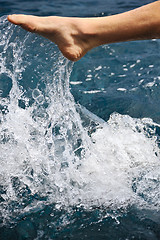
[7,15,38,33]
[8,14,26,25]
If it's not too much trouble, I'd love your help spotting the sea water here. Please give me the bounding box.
[0,11,160,240]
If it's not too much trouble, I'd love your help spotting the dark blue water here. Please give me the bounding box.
[0,0,160,239]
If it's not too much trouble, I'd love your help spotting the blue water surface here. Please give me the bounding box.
[0,0,160,240]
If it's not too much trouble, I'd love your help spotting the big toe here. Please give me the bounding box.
[7,14,38,32]
[8,14,27,25]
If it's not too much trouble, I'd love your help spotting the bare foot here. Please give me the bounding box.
[7,14,95,61]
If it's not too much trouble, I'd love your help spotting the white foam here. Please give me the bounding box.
[117,88,127,92]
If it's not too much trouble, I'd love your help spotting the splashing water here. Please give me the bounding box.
[0,16,160,230]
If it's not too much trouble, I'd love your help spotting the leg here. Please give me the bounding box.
[7,1,160,61]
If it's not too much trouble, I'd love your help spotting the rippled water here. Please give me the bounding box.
[0,1,160,239]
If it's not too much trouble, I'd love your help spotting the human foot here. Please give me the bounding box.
[7,15,94,61]
[8,2,160,61]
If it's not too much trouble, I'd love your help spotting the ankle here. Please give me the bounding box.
[71,18,101,51]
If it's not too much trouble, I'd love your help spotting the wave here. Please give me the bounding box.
[0,16,160,227]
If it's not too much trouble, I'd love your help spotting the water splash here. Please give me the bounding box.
[0,16,160,228]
